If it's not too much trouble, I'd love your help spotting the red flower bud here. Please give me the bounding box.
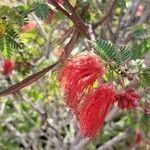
[78,83,116,138]
[2,59,14,75]
[116,88,140,110]
[134,130,143,144]
[59,53,105,114]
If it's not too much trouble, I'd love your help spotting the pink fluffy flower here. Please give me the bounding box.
[59,53,105,114]
[21,21,37,32]
[78,83,116,138]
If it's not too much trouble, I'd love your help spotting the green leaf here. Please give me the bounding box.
[32,2,50,19]
[117,0,126,9]
[131,39,150,59]
[0,5,28,26]
[0,36,9,55]
[94,39,117,61]
[132,28,150,40]
[0,29,24,56]
[118,47,131,62]
[94,39,131,65]
[139,68,150,86]
[6,29,24,50]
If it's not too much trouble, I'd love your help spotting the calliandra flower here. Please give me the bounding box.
[134,129,143,144]
[78,83,116,138]
[21,21,37,32]
[2,59,14,76]
[116,88,140,109]
[59,53,105,113]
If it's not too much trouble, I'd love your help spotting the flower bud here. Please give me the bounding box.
[2,59,14,76]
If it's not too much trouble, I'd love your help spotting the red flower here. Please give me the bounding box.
[59,53,105,113]
[78,83,116,138]
[3,59,14,75]
[21,21,37,32]
[116,88,140,109]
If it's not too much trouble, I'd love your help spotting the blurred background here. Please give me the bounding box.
[0,0,150,149]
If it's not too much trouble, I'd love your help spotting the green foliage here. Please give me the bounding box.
[94,39,117,61]
[117,0,126,8]
[15,5,30,17]
[0,5,27,56]
[131,39,150,60]
[139,67,150,86]
[32,2,50,19]
[0,29,24,56]
[132,28,150,40]
[131,26,150,59]
[118,46,131,63]
[0,6,27,26]
[94,39,131,65]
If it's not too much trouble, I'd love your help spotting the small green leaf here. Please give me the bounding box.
[94,38,131,65]
[32,2,50,19]
[94,39,117,61]
[118,0,126,9]
[139,68,150,86]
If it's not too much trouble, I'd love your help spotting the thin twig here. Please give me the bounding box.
[31,13,47,40]
[51,0,89,38]
[0,61,59,97]
[97,129,131,150]
[93,0,117,29]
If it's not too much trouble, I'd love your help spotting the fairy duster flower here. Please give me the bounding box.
[78,83,116,138]
[59,53,105,113]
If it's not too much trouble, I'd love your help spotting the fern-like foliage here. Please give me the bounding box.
[117,0,126,8]
[32,2,50,19]
[119,47,131,62]
[0,6,28,26]
[139,68,150,87]
[132,28,150,40]
[0,5,27,56]
[94,39,131,65]
[94,39,117,61]
[0,29,24,56]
